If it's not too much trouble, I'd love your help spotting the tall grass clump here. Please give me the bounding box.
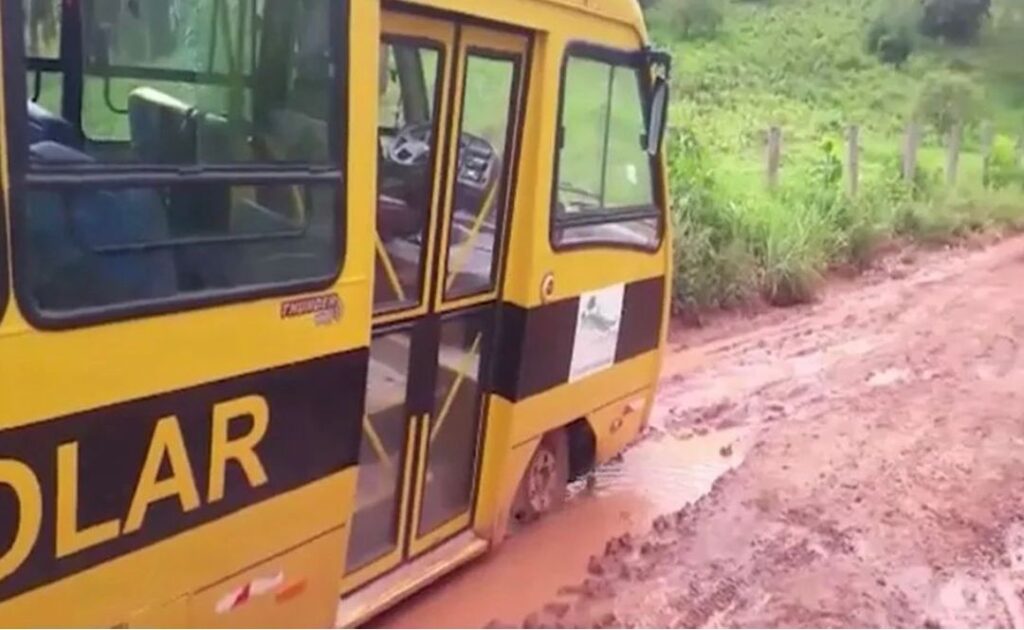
[669,128,758,315]
[742,191,831,305]
[668,122,1023,319]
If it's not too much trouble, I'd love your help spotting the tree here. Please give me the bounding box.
[866,1,920,67]
[919,0,992,45]
[914,72,983,138]
[985,5,1024,105]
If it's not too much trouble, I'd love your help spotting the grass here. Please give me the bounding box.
[648,0,1024,317]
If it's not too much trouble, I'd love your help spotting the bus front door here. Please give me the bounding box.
[339,10,529,617]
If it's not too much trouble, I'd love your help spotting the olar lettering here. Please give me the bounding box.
[0,395,270,583]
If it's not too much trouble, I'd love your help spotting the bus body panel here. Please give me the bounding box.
[0,0,381,625]
[0,471,356,627]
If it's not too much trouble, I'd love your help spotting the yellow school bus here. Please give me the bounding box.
[0,0,671,626]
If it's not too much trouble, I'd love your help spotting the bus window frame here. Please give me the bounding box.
[0,0,351,331]
[548,41,666,255]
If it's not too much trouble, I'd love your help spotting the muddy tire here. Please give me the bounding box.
[511,430,569,525]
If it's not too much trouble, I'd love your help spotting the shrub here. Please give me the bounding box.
[985,134,1023,190]
[919,0,992,45]
[985,8,1024,104]
[914,72,982,138]
[744,192,830,307]
[735,141,846,306]
[810,137,843,189]
[673,211,758,313]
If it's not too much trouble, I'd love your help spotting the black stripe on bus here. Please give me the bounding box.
[0,348,368,603]
[616,276,666,363]
[493,276,664,402]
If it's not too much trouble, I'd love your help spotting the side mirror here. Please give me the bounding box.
[645,76,669,156]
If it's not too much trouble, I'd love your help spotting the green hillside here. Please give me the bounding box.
[646,0,1024,314]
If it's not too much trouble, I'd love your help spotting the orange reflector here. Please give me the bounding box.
[275,579,308,603]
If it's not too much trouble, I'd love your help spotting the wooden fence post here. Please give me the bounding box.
[903,122,920,183]
[766,126,782,190]
[981,122,994,187]
[946,123,962,188]
[847,125,860,197]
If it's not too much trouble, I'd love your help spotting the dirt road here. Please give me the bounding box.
[520,235,1024,628]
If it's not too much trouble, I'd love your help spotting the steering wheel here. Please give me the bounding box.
[385,122,434,167]
[384,122,498,179]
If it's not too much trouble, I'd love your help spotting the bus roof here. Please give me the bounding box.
[536,0,646,28]
[406,0,648,40]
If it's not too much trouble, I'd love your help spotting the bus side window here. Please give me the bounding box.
[17,0,345,321]
[552,53,661,250]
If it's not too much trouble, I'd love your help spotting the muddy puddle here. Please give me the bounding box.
[374,426,753,628]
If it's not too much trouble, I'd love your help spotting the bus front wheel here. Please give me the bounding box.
[511,430,569,524]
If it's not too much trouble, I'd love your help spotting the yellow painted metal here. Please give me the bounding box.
[406,0,647,40]
[0,0,379,625]
[337,531,488,628]
[0,470,357,627]
[187,530,345,628]
[125,595,189,629]
[589,388,653,465]
[406,415,431,541]
[472,351,662,548]
[410,512,472,558]
[510,350,661,447]
[472,409,541,544]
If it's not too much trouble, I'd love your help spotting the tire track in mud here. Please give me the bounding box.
[526,236,1024,629]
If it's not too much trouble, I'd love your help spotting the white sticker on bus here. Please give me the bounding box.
[569,283,625,383]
